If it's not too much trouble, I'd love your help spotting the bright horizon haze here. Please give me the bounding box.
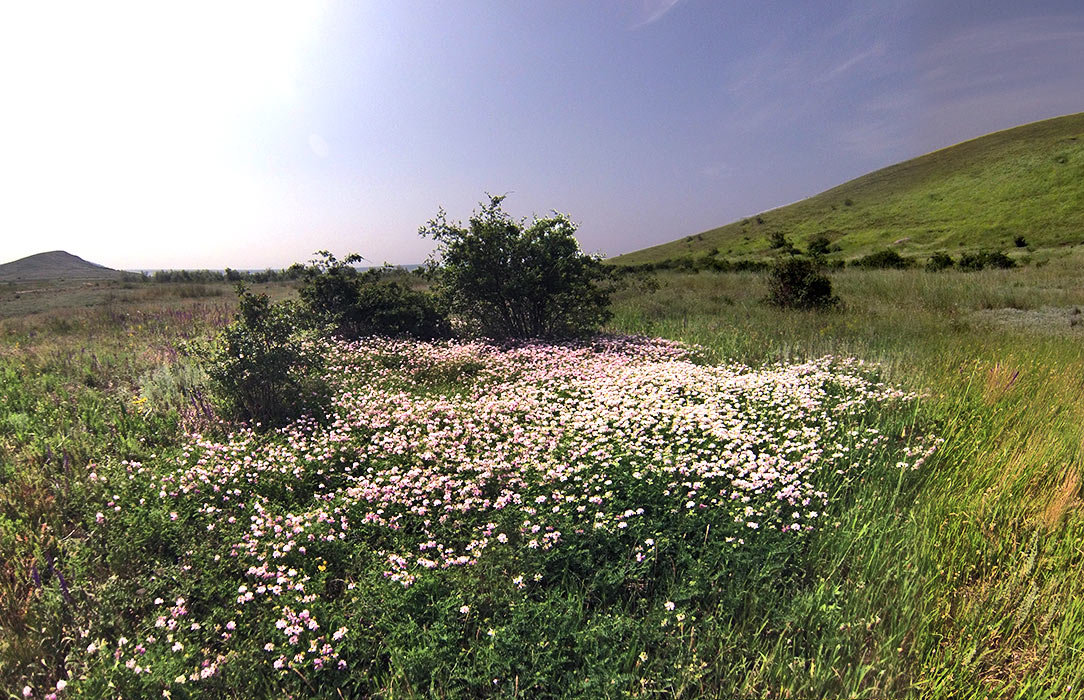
[1,0,1082,270]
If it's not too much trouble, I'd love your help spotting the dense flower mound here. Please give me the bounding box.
[79,336,937,690]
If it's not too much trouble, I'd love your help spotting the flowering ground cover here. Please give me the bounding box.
[25,334,936,697]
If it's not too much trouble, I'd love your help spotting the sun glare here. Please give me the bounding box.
[0,2,326,264]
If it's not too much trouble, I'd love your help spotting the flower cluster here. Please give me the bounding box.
[86,335,934,687]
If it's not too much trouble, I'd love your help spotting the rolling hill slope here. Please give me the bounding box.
[611,112,1084,266]
[0,251,122,282]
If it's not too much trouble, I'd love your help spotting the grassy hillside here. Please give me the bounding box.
[0,251,121,282]
[612,112,1084,266]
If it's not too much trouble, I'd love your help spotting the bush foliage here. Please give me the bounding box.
[852,249,911,269]
[201,286,328,427]
[765,257,839,310]
[957,249,1016,271]
[421,195,614,338]
[925,251,955,272]
[299,252,447,339]
[807,234,832,256]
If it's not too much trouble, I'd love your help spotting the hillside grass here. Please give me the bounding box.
[2,262,1084,698]
[612,112,1084,266]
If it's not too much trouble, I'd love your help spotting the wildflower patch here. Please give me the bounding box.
[77,336,937,692]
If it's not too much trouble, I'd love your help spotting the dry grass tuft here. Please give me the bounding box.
[982,361,1021,404]
[1041,467,1081,530]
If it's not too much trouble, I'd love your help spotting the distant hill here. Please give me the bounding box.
[611,112,1084,266]
[0,251,122,282]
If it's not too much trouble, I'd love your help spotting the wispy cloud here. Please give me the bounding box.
[815,42,887,84]
[629,0,684,29]
[913,14,1084,146]
[918,15,1084,96]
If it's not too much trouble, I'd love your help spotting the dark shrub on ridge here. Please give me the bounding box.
[957,250,1016,271]
[807,234,832,257]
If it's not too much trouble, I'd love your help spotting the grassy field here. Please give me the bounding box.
[2,261,1084,698]
[612,112,1084,266]
[610,252,1084,698]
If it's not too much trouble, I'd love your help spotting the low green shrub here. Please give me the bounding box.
[957,251,985,271]
[807,234,831,256]
[299,252,448,339]
[957,250,1016,271]
[852,249,911,269]
[982,250,1016,269]
[765,257,839,310]
[346,279,449,339]
[925,251,955,272]
[200,286,329,427]
[137,357,213,430]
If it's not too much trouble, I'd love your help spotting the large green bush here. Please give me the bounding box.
[420,195,614,338]
[201,286,328,427]
[765,257,839,310]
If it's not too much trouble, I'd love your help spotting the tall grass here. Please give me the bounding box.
[610,257,1084,698]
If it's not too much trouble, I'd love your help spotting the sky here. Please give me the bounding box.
[1,0,1082,270]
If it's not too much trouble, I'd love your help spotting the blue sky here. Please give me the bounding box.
[1,0,1082,269]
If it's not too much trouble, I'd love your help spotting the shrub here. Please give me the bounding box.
[137,358,214,430]
[768,231,790,250]
[957,251,985,271]
[201,286,328,427]
[345,280,449,338]
[957,250,1016,271]
[983,250,1016,269]
[420,195,614,338]
[807,234,831,257]
[852,249,911,269]
[734,259,770,273]
[299,252,448,339]
[298,251,363,322]
[925,251,955,272]
[765,257,839,310]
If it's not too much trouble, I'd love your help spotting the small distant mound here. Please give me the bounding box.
[0,251,122,282]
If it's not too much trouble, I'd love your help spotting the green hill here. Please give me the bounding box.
[611,112,1084,266]
[0,251,121,282]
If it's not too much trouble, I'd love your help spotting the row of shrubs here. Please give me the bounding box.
[622,247,1018,274]
[198,196,618,426]
[618,257,774,274]
[134,266,310,284]
[197,194,1020,426]
[923,250,1017,271]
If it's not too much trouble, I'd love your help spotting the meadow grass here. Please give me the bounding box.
[609,253,1084,698]
[1,263,1082,698]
